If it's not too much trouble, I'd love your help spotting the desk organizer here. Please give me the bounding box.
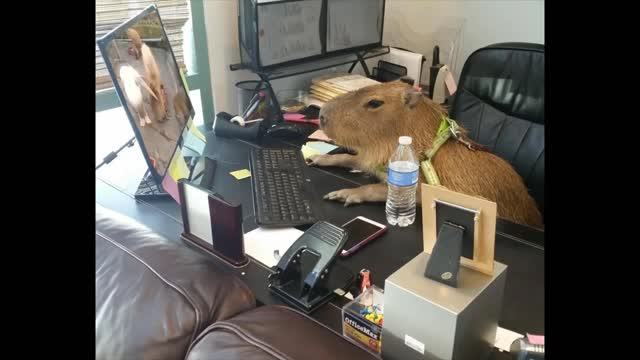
[342,286,384,355]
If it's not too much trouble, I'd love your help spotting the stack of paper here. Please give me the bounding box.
[494,327,523,352]
[244,227,303,268]
[309,73,379,103]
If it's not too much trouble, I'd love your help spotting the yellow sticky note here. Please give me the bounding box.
[180,68,189,92]
[301,144,322,160]
[189,120,206,142]
[306,141,338,154]
[168,147,190,180]
[230,169,251,180]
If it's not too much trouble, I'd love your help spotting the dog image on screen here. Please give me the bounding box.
[103,9,194,177]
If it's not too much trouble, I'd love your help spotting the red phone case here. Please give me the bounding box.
[340,219,387,257]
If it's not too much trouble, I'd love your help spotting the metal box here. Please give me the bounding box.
[382,252,507,360]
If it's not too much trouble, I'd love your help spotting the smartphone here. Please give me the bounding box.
[340,216,388,257]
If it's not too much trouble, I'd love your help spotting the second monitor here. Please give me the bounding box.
[238,0,386,71]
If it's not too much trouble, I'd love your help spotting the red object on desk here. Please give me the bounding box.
[284,118,320,125]
[283,113,320,125]
[360,270,371,293]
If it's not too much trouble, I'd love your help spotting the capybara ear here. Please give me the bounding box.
[403,87,423,108]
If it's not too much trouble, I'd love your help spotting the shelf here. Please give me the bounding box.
[230,46,390,80]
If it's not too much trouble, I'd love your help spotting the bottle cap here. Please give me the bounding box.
[399,136,412,145]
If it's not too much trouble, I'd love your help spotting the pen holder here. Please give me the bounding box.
[342,286,384,355]
[236,80,281,124]
[213,111,262,141]
[236,81,270,118]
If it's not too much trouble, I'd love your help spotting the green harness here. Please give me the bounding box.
[420,116,461,186]
[378,116,477,186]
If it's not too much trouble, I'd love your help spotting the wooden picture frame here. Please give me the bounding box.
[421,184,497,275]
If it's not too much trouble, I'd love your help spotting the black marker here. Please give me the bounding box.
[429,46,443,99]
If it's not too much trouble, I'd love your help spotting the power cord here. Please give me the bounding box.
[96,137,136,170]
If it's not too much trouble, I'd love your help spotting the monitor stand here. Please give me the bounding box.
[96,136,168,200]
[96,136,201,201]
[134,155,201,201]
[134,170,171,200]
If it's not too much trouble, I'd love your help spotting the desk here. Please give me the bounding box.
[96,126,544,358]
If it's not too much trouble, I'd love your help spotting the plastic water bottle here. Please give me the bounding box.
[386,136,420,227]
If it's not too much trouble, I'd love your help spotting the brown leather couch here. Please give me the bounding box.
[185,305,378,360]
[96,205,376,360]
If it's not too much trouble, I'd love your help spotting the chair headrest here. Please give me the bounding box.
[456,43,544,125]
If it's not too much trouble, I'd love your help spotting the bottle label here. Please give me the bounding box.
[388,168,419,187]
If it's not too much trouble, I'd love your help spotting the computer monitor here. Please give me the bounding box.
[97,4,195,186]
[238,0,385,71]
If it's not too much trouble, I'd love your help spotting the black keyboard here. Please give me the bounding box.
[249,148,320,226]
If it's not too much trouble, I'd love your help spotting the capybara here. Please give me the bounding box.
[306,81,543,228]
[127,28,166,123]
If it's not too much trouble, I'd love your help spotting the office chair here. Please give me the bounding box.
[449,43,544,220]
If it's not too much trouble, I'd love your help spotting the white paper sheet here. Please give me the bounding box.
[183,183,213,245]
[244,227,303,267]
[494,327,523,352]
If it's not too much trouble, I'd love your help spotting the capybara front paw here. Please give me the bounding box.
[324,188,364,207]
[305,154,331,167]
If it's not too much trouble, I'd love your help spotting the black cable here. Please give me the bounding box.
[95,137,136,170]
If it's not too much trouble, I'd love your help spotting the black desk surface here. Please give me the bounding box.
[96,125,543,358]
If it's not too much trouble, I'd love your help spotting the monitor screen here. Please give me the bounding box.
[97,5,195,182]
[256,0,324,67]
[326,0,384,53]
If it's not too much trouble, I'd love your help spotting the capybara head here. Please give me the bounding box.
[319,81,445,153]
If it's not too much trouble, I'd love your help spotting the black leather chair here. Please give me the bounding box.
[450,43,544,221]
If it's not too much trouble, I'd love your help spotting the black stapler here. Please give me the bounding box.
[268,221,350,313]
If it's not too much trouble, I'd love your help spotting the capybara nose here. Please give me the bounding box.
[320,114,327,128]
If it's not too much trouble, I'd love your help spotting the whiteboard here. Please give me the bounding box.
[326,0,383,52]
[258,0,323,66]
[184,183,213,246]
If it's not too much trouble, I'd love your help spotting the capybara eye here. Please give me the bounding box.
[367,99,384,109]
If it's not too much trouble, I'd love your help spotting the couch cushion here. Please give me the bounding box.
[185,305,377,360]
[96,204,255,360]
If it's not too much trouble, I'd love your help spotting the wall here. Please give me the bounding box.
[383,0,544,83]
[202,0,251,115]
[202,0,544,114]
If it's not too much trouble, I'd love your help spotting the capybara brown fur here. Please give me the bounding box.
[307,81,543,228]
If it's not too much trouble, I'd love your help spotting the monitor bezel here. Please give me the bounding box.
[97,4,196,186]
